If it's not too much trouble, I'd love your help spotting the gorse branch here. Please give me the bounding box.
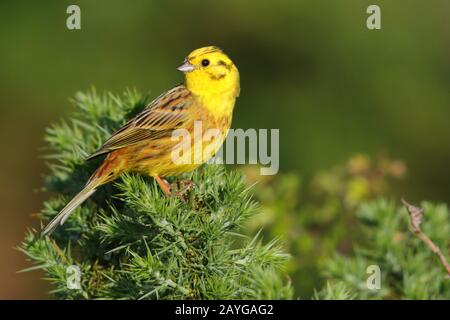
[402,198,450,276]
[318,199,450,299]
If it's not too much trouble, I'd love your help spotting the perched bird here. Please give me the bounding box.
[42,46,240,236]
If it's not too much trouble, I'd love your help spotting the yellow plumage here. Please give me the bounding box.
[42,46,240,236]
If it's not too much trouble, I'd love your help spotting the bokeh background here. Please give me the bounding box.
[1,0,449,299]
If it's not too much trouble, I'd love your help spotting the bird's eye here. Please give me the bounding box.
[201,59,210,67]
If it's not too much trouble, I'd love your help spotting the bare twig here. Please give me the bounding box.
[401,198,450,277]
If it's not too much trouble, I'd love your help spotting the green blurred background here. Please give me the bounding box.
[1,0,449,299]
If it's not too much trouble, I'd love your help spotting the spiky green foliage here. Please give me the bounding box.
[313,282,355,300]
[19,88,292,299]
[242,154,406,297]
[243,160,449,299]
[318,200,450,299]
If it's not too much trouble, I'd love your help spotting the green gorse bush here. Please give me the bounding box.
[19,89,292,299]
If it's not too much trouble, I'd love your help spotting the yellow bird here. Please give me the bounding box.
[42,46,240,236]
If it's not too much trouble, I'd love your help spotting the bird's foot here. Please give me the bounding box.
[171,179,195,202]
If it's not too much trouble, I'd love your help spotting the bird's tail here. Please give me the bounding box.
[41,182,98,236]
[41,156,121,236]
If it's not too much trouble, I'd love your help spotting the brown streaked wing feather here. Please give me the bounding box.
[86,85,192,160]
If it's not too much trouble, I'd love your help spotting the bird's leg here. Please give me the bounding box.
[155,175,172,196]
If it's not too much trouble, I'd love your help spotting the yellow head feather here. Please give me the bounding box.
[180,46,240,101]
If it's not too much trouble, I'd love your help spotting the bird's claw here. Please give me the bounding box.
[171,179,195,201]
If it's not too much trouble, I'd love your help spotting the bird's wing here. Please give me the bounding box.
[86,85,193,160]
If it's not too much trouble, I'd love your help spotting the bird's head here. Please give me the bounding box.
[177,46,240,98]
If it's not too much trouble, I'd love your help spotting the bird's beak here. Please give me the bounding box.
[177,59,195,73]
